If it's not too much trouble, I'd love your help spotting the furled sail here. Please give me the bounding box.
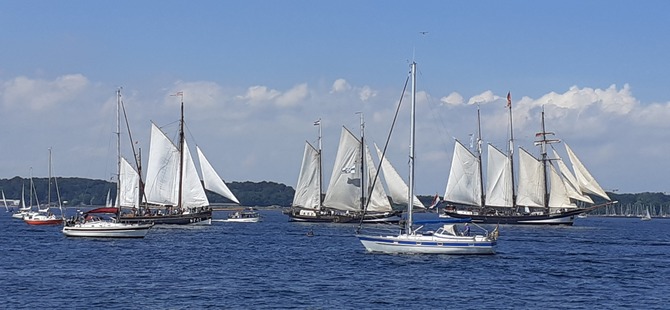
[485,144,513,208]
[374,143,424,208]
[444,140,482,207]
[291,142,321,209]
[323,127,362,212]
[516,148,544,208]
[565,143,610,200]
[197,146,240,204]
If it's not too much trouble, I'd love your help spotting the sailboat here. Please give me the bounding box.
[285,119,401,223]
[357,61,497,254]
[641,208,652,221]
[24,148,65,226]
[11,184,31,219]
[119,92,239,225]
[442,103,616,225]
[63,89,153,238]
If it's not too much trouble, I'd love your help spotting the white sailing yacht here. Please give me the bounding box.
[63,89,153,238]
[357,61,497,254]
[24,148,64,226]
[442,105,615,225]
[120,92,239,225]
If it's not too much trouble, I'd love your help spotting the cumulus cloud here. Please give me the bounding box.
[440,92,464,106]
[331,78,351,93]
[467,90,500,105]
[1,74,89,111]
[237,85,281,104]
[359,85,377,102]
[276,83,309,107]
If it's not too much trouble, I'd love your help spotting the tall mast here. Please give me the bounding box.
[407,61,416,235]
[534,107,559,211]
[47,148,52,209]
[476,104,485,207]
[177,92,185,209]
[116,88,122,216]
[507,92,517,208]
[316,118,323,208]
[357,112,365,211]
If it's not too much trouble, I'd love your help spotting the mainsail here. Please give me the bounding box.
[197,146,240,204]
[374,143,424,208]
[516,148,544,208]
[485,144,513,208]
[322,127,362,212]
[444,140,482,207]
[119,157,140,208]
[291,142,321,209]
[145,123,181,206]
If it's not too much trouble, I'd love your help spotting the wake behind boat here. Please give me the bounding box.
[356,62,497,254]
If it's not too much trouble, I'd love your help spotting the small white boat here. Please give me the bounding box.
[220,208,260,223]
[62,207,153,238]
[641,209,652,221]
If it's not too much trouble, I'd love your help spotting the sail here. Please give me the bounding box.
[547,164,577,210]
[144,123,181,206]
[323,127,362,212]
[516,148,544,208]
[485,144,514,208]
[565,143,610,200]
[119,157,140,208]
[197,146,240,204]
[181,140,209,208]
[364,144,392,212]
[444,140,482,207]
[105,189,112,208]
[374,143,424,208]
[552,149,593,204]
[292,142,321,209]
[2,190,7,211]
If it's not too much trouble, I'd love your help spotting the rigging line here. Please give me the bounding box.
[356,70,411,233]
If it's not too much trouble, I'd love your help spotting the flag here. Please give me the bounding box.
[506,91,512,108]
[314,119,320,126]
[171,91,183,97]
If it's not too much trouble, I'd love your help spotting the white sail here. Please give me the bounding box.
[548,164,577,210]
[105,189,112,208]
[565,143,610,200]
[323,127,362,212]
[485,144,514,208]
[364,144,392,212]
[552,149,593,204]
[181,140,209,208]
[197,146,239,204]
[2,190,7,211]
[144,123,180,206]
[374,143,424,208]
[444,140,482,207]
[516,148,544,208]
[119,157,140,208]
[292,142,321,209]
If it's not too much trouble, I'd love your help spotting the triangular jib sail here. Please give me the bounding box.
[197,146,240,204]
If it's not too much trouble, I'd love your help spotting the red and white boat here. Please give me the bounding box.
[23,211,63,225]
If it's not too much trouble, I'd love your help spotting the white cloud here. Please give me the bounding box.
[276,83,309,107]
[440,92,464,106]
[359,85,377,102]
[331,78,351,93]
[237,85,281,104]
[467,90,500,105]
[1,74,89,111]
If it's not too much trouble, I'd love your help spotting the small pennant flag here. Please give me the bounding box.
[506,91,512,108]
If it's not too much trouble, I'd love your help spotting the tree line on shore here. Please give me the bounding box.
[1,176,668,209]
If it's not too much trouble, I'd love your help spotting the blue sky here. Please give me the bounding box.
[1,1,669,195]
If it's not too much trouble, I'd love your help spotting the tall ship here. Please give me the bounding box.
[285,118,403,223]
[120,92,240,225]
[442,98,615,225]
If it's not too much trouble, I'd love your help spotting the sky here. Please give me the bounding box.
[1,1,669,196]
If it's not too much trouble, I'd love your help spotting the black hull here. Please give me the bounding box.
[284,208,402,224]
[120,210,212,225]
[443,208,591,225]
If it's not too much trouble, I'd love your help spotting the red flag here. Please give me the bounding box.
[506,91,512,108]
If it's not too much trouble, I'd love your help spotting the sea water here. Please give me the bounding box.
[1,210,669,309]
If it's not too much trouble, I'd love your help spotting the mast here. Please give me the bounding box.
[177,92,185,210]
[476,104,485,207]
[506,92,517,208]
[407,61,416,234]
[357,112,365,212]
[534,107,559,211]
[47,148,52,210]
[116,88,122,217]
[316,118,323,208]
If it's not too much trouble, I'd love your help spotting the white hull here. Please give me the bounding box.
[357,233,496,255]
[218,217,260,223]
[11,213,26,219]
[63,222,153,238]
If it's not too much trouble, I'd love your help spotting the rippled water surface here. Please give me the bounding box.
[2,211,669,309]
